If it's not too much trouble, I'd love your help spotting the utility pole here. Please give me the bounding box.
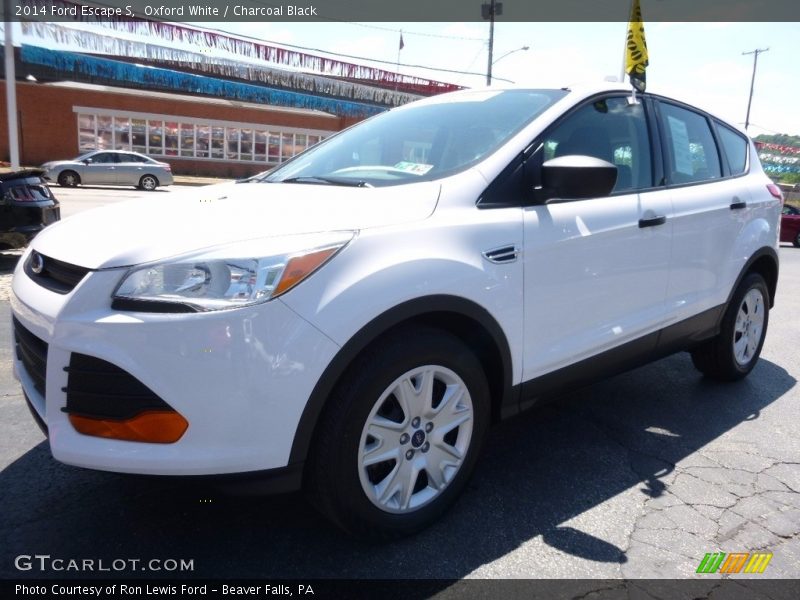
[742,47,769,132]
[482,1,503,86]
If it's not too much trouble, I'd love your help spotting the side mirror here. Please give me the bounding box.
[538,155,617,203]
[83,158,93,164]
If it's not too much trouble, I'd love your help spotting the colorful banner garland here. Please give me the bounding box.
[20,0,462,96]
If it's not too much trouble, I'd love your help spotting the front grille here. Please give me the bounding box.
[63,353,173,420]
[24,252,90,294]
[12,317,48,397]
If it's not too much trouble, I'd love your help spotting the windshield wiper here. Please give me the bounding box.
[281,176,372,188]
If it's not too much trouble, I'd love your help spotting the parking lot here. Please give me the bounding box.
[1,187,799,582]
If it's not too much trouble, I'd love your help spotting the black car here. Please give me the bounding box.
[0,169,60,249]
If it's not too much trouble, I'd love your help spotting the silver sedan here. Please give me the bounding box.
[41,150,174,191]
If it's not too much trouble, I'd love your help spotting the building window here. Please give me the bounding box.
[211,126,225,159]
[113,117,130,150]
[254,130,267,162]
[240,128,253,161]
[75,110,332,164]
[131,119,146,153]
[197,125,210,158]
[148,120,164,155]
[180,123,194,157]
[78,114,96,152]
[226,127,241,161]
[97,116,113,150]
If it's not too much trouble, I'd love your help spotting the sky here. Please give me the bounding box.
[196,20,800,137]
[17,19,800,137]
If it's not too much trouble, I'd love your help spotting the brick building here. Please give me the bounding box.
[2,22,459,178]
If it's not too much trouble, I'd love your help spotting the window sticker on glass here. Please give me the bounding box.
[667,115,693,176]
[394,161,434,175]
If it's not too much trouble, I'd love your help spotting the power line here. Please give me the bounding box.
[344,22,485,42]
[193,23,510,82]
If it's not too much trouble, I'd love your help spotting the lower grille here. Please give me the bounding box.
[25,252,90,294]
[63,353,173,420]
[12,317,48,397]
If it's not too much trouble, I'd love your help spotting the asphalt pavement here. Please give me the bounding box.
[1,192,798,585]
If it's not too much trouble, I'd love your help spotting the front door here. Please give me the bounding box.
[83,152,119,184]
[522,96,673,383]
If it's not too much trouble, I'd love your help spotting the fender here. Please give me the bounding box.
[287,294,515,466]
[723,246,779,312]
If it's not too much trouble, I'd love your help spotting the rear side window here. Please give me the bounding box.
[659,102,721,185]
[716,123,749,175]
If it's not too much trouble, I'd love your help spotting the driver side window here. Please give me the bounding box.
[543,97,654,194]
[91,153,116,164]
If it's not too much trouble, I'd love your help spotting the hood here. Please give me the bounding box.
[31,180,441,269]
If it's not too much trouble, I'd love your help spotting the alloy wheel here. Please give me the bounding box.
[358,365,474,514]
[733,288,765,366]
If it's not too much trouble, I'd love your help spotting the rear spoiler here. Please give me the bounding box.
[0,169,46,182]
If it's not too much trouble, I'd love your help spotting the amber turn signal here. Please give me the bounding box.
[69,410,188,444]
[273,247,338,296]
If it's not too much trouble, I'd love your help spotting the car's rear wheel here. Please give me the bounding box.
[308,327,490,539]
[691,272,769,381]
[139,175,159,191]
[57,170,80,187]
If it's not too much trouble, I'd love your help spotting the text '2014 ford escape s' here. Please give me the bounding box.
[11,84,781,538]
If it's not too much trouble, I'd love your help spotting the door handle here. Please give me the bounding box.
[638,215,667,228]
[730,201,747,210]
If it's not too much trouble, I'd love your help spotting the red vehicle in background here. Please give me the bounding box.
[782,204,800,247]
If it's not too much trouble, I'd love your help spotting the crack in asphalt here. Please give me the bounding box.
[549,401,800,579]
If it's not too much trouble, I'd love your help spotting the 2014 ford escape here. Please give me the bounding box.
[11,84,781,537]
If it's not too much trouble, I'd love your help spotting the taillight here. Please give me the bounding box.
[766,184,783,201]
[7,185,36,202]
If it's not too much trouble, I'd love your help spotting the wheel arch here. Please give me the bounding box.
[730,247,779,309]
[288,295,515,468]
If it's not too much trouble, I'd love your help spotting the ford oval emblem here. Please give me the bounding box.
[30,252,45,275]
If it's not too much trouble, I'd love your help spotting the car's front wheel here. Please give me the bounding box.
[691,272,769,381]
[139,175,159,191]
[309,327,490,539]
[57,170,80,187]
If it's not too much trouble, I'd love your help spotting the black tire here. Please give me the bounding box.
[57,170,80,187]
[139,175,159,191]
[308,326,490,539]
[691,272,769,381]
[793,231,800,248]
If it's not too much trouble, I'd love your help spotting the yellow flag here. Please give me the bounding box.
[625,0,649,92]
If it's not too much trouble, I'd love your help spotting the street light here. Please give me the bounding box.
[493,46,530,66]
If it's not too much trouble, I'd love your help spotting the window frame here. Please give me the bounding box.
[712,119,751,179]
[649,96,747,189]
[478,92,662,209]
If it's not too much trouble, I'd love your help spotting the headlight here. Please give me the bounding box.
[113,231,354,312]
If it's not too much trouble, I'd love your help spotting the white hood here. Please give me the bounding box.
[34,181,441,269]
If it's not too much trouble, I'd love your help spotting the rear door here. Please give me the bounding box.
[521,95,673,381]
[116,153,151,186]
[654,100,749,323]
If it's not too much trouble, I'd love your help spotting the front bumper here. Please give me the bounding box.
[10,250,339,477]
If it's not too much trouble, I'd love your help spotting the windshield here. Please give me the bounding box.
[261,89,567,187]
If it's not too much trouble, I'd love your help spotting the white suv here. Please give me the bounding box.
[11,84,781,538]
